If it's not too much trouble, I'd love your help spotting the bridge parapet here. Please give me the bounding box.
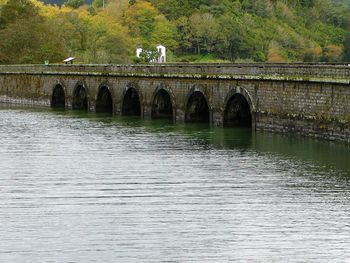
[0,63,349,81]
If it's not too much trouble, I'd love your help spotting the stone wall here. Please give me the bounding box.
[0,64,349,143]
[0,63,349,79]
[254,81,350,143]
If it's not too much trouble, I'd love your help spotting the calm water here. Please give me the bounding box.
[0,107,350,262]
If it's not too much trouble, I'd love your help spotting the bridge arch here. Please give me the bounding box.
[96,85,113,113]
[51,83,65,109]
[185,90,210,123]
[72,82,88,111]
[151,87,174,120]
[122,87,142,116]
[223,88,254,128]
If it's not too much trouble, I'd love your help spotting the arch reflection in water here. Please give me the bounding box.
[73,85,88,111]
[51,84,65,109]
[122,88,141,116]
[96,86,113,113]
[185,91,209,123]
[224,93,252,128]
[152,89,173,120]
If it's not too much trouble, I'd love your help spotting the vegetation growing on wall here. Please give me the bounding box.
[0,0,349,64]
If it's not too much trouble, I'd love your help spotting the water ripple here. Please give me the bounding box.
[0,108,349,262]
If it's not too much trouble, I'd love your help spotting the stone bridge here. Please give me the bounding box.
[0,63,349,143]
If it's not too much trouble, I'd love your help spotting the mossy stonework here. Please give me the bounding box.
[0,63,349,143]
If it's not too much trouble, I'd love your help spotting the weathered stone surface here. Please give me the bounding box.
[0,64,349,143]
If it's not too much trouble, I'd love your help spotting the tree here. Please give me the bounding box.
[84,13,132,63]
[0,0,40,28]
[343,34,350,61]
[136,47,160,63]
[303,46,322,62]
[124,0,158,40]
[218,14,267,62]
[322,44,343,62]
[174,16,192,52]
[189,13,221,54]
[124,0,177,49]
[151,18,178,50]
[150,0,191,20]
[92,0,105,9]
[64,0,85,9]
[0,0,66,64]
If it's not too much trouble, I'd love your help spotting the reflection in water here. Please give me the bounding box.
[99,113,348,175]
[252,133,350,176]
[0,107,349,262]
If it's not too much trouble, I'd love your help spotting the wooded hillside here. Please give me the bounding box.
[0,0,349,64]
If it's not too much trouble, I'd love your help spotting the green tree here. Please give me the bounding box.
[84,14,132,63]
[218,14,267,61]
[0,0,65,64]
[124,0,177,48]
[189,12,221,54]
[92,0,105,9]
[0,0,39,28]
[136,47,160,63]
[150,0,191,20]
[49,11,90,54]
[64,0,85,9]
[174,16,192,52]
[343,34,350,61]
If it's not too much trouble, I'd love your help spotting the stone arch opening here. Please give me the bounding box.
[185,91,210,123]
[122,88,141,116]
[224,93,252,127]
[51,84,65,108]
[73,85,88,111]
[96,86,113,113]
[152,89,173,119]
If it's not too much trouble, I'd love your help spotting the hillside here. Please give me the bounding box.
[0,0,349,64]
[41,0,92,5]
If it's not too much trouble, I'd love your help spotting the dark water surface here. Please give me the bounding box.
[0,107,349,262]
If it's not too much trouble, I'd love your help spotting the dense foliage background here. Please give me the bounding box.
[0,0,349,64]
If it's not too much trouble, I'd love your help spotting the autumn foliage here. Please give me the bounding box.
[0,0,349,64]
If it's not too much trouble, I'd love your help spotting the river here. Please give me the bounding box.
[0,106,349,262]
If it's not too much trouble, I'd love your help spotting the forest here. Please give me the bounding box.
[0,0,349,64]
